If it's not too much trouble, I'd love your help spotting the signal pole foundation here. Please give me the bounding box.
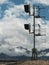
[31,48,37,60]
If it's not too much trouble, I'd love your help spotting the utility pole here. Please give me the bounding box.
[24,4,45,60]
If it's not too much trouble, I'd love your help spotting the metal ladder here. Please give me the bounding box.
[41,23,46,44]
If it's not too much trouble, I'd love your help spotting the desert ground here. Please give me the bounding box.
[0,60,49,65]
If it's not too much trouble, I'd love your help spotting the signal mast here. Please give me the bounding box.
[24,4,45,60]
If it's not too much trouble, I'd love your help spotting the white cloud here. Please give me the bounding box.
[25,0,49,5]
[0,4,33,56]
[0,0,49,57]
[0,0,7,4]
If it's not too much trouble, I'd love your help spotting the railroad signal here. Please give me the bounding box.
[24,24,30,30]
[24,4,30,13]
[24,5,45,60]
[24,24,31,33]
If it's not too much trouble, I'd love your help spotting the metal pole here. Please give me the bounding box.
[33,5,35,49]
[32,5,37,60]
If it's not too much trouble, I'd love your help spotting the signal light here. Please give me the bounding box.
[24,24,30,30]
[24,5,30,13]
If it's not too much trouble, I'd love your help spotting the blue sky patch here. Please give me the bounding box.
[0,3,14,19]
[30,3,49,21]
[0,0,49,22]
[9,0,24,5]
[0,4,8,19]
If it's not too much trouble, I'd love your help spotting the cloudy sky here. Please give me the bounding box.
[0,0,49,57]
